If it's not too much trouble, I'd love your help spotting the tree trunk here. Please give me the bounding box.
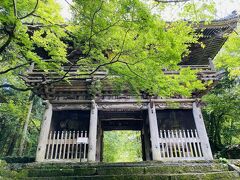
[6,133,18,156]
[229,119,234,145]
[19,96,33,156]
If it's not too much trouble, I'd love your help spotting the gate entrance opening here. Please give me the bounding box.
[103,130,142,162]
[96,110,151,162]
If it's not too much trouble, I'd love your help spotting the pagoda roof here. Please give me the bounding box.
[27,13,239,65]
[180,14,239,65]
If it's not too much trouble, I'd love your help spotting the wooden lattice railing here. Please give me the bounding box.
[25,64,218,100]
[26,65,217,83]
[159,129,204,161]
[44,131,88,162]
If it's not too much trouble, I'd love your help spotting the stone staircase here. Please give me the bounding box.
[19,161,240,179]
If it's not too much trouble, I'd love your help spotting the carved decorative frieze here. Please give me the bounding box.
[180,102,193,109]
[155,103,167,109]
[53,104,90,111]
[50,98,195,110]
[97,103,148,111]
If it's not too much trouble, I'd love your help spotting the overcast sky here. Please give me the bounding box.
[56,0,240,21]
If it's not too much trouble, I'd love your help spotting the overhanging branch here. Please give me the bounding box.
[0,62,30,75]
[154,0,190,3]
[0,84,31,91]
[0,24,16,54]
[89,28,130,75]
[0,35,12,54]
[19,0,39,19]
[12,0,17,17]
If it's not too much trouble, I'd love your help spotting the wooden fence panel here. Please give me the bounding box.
[44,131,88,162]
[159,129,204,161]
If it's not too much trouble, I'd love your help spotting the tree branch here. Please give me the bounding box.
[19,0,39,19]
[86,20,120,43]
[118,60,145,79]
[12,0,17,17]
[31,13,59,25]
[89,28,130,75]
[0,35,12,54]
[64,0,81,14]
[36,28,129,86]
[23,23,67,28]
[90,59,120,75]
[0,84,31,91]
[154,0,190,3]
[0,24,16,54]
[0,62,30,75]
[41,1,105,85]
[86,1,104,56]
[30,119,40,132]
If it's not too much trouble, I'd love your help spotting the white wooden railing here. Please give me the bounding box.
[44,131,88,162]
[159,129,204,161]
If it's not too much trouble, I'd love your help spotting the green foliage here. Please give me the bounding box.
[0,160,19,179]
[67,0,206,97]
[179,0,216,21]
[103,131,142,162]
[218,157,228,164]
[0,0,218,96]
[0,0,238,160]
[0,88,43,156]
[0,0,61,157]
[218,145,240,159]
[0,0,67,78]
[202,75,240,152]
[203,24,240,155]
[1,156,35,163]
[215,26,240,77]
[0,90,29,156]
[202,24,240,154]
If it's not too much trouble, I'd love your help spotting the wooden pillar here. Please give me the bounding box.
[100,131,104,162]
[143,117,151,161]
[193,102,213,160]
[36,101,52,162]
[88,100,98,162]
[148,102,161,160]
[96,118,102,162]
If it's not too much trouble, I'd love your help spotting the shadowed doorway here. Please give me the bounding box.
[97,110,150,162]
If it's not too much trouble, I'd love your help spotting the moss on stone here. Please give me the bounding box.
[8,161,240,179]
[74,167,97,175]
[27,168,74,177]
[144,164,229,174]
[201,171,240,179]
[97,167,144,175]
[0,160,22,179]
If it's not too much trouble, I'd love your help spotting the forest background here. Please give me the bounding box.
[0,0,239,162]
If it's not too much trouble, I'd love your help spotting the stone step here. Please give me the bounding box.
[22,171,240,180]
[24,161,229,169]
[24,163,230,177]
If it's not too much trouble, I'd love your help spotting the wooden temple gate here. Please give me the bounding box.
[36,100,213,162]
[31,64,215,162]
[28,61,219,163]
[24,15,237,163]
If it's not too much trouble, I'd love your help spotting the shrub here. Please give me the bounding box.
[1,156,35,163]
